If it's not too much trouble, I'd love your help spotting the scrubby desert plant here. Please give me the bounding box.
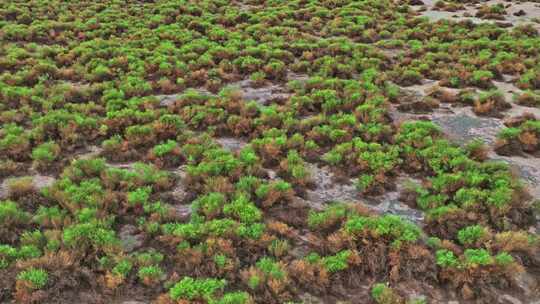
[31,141,61,170]
[473,90,510,117]
[169,276,226,302]
[371,282,403,304]
[6,176,35,199]
[15,267,49,302]
[137,265,164,286]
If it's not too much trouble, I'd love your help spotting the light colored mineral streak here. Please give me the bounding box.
[305,164,424,224]
[225,79,291,105]
[493,80,540,117]
[155,88,214,107]
[215,137,248,153]
[414,0,540,30]
[393,79,539,145]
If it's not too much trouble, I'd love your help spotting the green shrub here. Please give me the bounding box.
[17,268,48,290]
[213,254,229,268]
[31,141,60,163]
[247,274,260,290]
[63,178,105,208]
[494,252,514,266]
[137,265,163,281]
[471,70,494,87]
[371,282,401,304]
[0,245,17,268]
[426,237,442,249]
[307,204,349,229]
[127,187,152,206]
[217,292,251,304]
[193,192,227,218]
[16,245,42,260]
[322,250,353,273]
[63,222,119,250]
[20,230,45,247]
[112,259,133,278]
[34,206,67,227]
[236,222,265,240]
[135,250,164,266]
[497,127,521,140]
[267,238,289,257]
[435,249,459,268]
[344,215,420,246]
[153,140,178,157]
[457,225,487,245]
[169,277,226,301]
[357,174,375,192]
[464,249,493,266]
[256,257,286,280]
[0,200,30,226]
[223,194,262,224]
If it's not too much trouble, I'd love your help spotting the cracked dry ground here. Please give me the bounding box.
[1,0,540,303]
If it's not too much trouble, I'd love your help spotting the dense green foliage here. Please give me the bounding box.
[0,0,538,303]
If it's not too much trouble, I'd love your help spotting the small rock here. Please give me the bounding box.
[108,162,137,170]
[77,145,103,160]
[298,293,325,304]
[305,164,358,206]
[227,79,290,105]
[79,291,102,303]
[267,169,277,180]
[287,72,309,82]
[171,183,189,203]
[172,204,192,221]
[156,89,213,107]
[32,175,56,191]
[495,22,513,28]
[170,167,190,203]
[396,100,436,114]
[119,225,144,253]
[461,283,474,300]
[173,166,187,180]
[514,10,526,17]
[289,244,310,259]
[500,294,522,304]
[0,181,8,199]
[532,246,540,266]
[515,272,537,297]
[156,93,181,107]
[409,0,424,5]
[216,137,247,153]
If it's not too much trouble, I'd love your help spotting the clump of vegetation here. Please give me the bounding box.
[473,90,510,117]
[5,176,35,199]
[15,268,49,302]
[495,114,539,156]
[476,4,507,20]
[435,248,520,299]
[31,141,61,171]
[514,91,540,108]
[0,0,538,303]
[169,277,225,301]
[433,1,464,12]
[241,257,292,302]
[371,282,403,304]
